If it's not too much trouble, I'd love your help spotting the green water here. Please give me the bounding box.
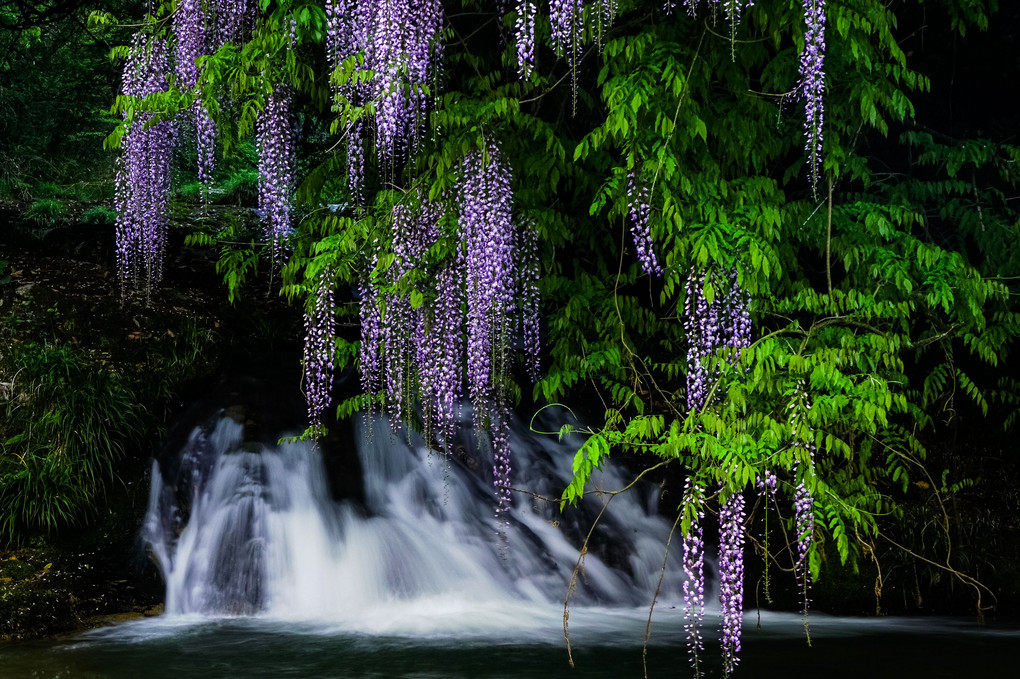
[0,614,1015,678]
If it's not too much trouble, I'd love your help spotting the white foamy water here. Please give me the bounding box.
[142,411,686,637]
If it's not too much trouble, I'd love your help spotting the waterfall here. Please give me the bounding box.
[143,409,686,634]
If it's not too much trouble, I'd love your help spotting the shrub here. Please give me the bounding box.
[23,198,68,226]
[0,344,147,544]
[80,205,117,225]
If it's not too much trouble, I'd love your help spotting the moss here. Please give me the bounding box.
[0,552,75,639]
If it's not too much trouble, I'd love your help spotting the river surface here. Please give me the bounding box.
[1,611,1015,678]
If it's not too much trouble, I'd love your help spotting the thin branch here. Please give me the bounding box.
[642,511,682,679]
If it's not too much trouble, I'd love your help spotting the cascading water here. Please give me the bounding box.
[143,408,686,635]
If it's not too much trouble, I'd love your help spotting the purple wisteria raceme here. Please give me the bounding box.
[361,0,444,165]
[722,0,753,26]
[417,259,465,449]
[256,85,296,260]
[596,0,618,47]
[326,0,371,206]
[788,381,817,615]
[354,150,538,521]
[678,0,755,22]
[348,119,367,209]
[370,0,408,163]
[519,220,541,381]
[458,144,519,515]
[549,0,583,109]
[491,406,512,520]
[304,270,336,431]
[175,0,217,199]
[326,0,359,104]
[359,241,383,409]
[458,145,516,406]
[681,480,705,678]
[793,479,814,590]
[682,269,750,411]
[757,469,778,603]
[211,0,253,48]
[625,168,662,277]
[514,0,536,79]
[683,270,719,411]
[115,33,174,295]
[718,490,745,677]
[174,0,204,91]
[800,0,826,194]
[195,105,216,195]
[719,268,751,354]
[382,201,440,427]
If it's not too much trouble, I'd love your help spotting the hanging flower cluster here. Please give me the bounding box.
[514,0,536,79]
[788,381,817,613]
[681,480,705,678]
[174,0,217,197]
[383,202,440,426]
[303,271,336,430]
[326,0,443,170]
[115,33,174,294]
[675,0,753,23]
[625,167,662,277]
[458,145,519,517]
[359,242,384,409]
[718,490,745,677]
[596,0,618,47]
[174,0,204,100]
[210,0,254,48]
[355,146,539,517]
[459,145,516,407]
[757,469,778,602]
[793,479,815,599]
[356,197,454,438]
[520,218,541,381]
[256,85,296,259]
[682,269,751,411]
[549,0,584,106]
[800,0,826,193]
[680,269,751,670]
[417,259,466,448]
[325,0,362,116]
[326,0,369,206]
